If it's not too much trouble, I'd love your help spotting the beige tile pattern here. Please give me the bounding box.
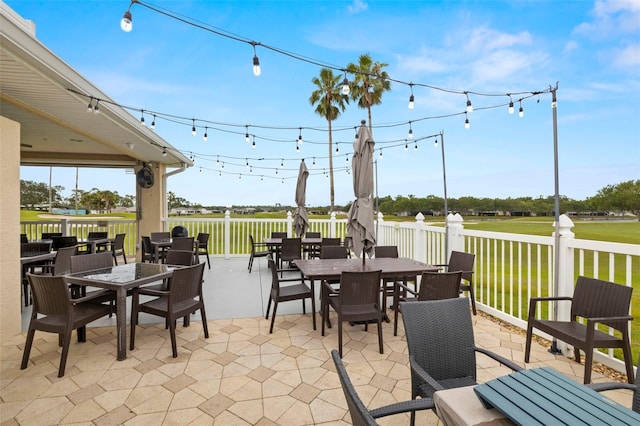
[3,258,634,424]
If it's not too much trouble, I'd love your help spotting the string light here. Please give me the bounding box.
[120,4,133,32]
[312,157,316,167]
[252,135,256,149]
[341,72,350,95]
[414,142,418,151]
[162,147,167,156]
[140,110,145,126]
[251,42,261,76]
[408,121,413,139]
[519,100,524,118]
[404,142,408,151]
[87,97,93,113]
[508,95,514,114]
[336,143,339,153]
[296,145,300,153]
[245,125,250,143]
[464,112,470,129]
[408,83,414,109]
[150,114,156,129]
[203,127,208,142]
[434,137,438,147]
[379,149,383,159]
[191,119,196,136]
[465,92,473,113]
[298,128,303,145]
[93,100,99,114]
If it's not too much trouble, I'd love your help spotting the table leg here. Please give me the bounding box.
[310,279,316,330]
[115,287,127,360]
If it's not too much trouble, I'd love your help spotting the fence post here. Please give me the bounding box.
[287,211,293,237]
[554,213,575,354]
[447,213,464,261]
[60,218,68,236]
[330,211,336,237]
[224,209,231,259]
[377,212,384,244]
[414,212,426,262]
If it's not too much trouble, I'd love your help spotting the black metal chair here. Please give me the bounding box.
[401,298,522,426]
[332,349,435,425]
[21,273,113,377]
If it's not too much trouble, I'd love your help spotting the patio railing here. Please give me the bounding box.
[21,211,638,376]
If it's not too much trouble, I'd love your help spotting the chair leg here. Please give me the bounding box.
[265,297,272,320]
[77,325,86,343]
[468,284,477,315]
[248,254,254,272]
[337,315,343,358]
[524,325,533,363]
[205,253,210,269]
[58,332,73,377]
[269,302,278,334]
[583,346,593,384]
[20,328,36,370]
[377,316,384,354]
[130,293,138,350]
[201,305,209,338]
[168,317,178,358]
[113,253,118,266]
[622,335,634,384]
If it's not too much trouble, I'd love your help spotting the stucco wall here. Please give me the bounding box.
[0,116,22,337]
[137,163,166,259]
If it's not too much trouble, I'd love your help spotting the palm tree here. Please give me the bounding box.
[346,54,391,133]
[309,68,349,212]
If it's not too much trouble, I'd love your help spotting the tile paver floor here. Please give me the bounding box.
[2,257,633,425]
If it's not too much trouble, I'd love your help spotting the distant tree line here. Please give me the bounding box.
[20,179,638,217]
[20,180,134,213]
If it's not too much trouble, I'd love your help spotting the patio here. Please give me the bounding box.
[2,257,632,425]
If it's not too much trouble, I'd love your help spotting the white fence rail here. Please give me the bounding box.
[21,212,638,376]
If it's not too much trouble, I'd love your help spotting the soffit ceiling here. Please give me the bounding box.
[0,3,192,169]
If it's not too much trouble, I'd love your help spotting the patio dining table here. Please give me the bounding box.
[66,262,175,360]
[434,367,640,425]
[294,257,437,330]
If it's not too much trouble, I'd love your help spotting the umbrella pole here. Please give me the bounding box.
[439,131,449,263]
[550,85,562,355]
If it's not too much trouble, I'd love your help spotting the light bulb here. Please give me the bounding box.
[252,55,261,76]
[162,147,167,156]
[434,138,438,147]
[414,143,418,151]
[341,78,350,95]
[120,11,132,32]
[252,140,256,149]
[87,99,93,113]
[408,128,413,139]
[140,114,145,126]
[245,133,250,143]
[404,143,408,151]
[150,116,156,129]
[508,101,514,114]
[203,130,208,142]
[298,134,303,145]
[464,118,470,129]
[379,150,383,158]
[466,99,473,113]
[408,94,414,109]
[191,125,196,136]
[519,106,524,118]
[93,102,99,114]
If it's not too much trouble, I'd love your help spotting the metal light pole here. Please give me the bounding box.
[439,131,449,261]
[550,84,562,354]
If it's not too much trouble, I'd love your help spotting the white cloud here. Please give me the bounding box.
[347,0,368,14]
[574,0,640,39]
[611,43,640,68]
[466,28,532,53]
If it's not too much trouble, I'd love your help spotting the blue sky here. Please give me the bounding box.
[14,0,640,207]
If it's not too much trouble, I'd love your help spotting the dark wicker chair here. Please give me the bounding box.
[150,232,170,242]
[332,349,436,425]
[20,233,28,243]
[37,245,77,276]
[69,251,116,305]
[41,232,62,240]
[270,231,287,264]
[587,356,640,413]
[165,249,195,266]
[322,269,383,357]
[130,262,208,357]
[248,234,270,272]
[110,233,127,265]
[171,237,195,263]
[141,236,156,263]
[321,237,341,248]
[20,241,53,306]
[401,298,522,426]
[266,255,313,333]
[525,275,634,384]
[279,238,302,273]
[195,233,211,269]
[76,231,109,254]
[303,231,321,258]
[319,245,348,259]
[374,245,416,322]
[52,236,78,251]
[393,271,462,336]
[436,251,476,314]
[21,273,113,377]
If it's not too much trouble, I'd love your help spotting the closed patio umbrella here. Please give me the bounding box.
[293,159,309,237]
[346,120,376,258]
